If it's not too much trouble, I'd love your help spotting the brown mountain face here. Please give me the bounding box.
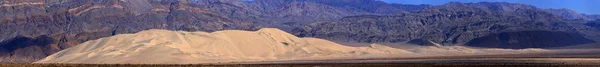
[291,2,600,48]
[0,0,599,63]
[0,0,430,63]
[0,0,262,63]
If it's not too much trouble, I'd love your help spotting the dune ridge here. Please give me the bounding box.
[34,28,547,64]
[35,28,412,64]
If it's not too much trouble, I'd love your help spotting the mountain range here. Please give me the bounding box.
[0,0,599,63]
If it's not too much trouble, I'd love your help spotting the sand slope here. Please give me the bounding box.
[34,28,548,64]
[35,28,413,64]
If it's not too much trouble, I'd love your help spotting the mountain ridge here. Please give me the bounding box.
[0,0,599,63]
[291,1,598,47]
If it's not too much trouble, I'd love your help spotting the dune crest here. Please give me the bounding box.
[35,28,550,64]
[35,28,411,64]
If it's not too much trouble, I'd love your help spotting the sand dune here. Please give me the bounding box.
[34,28,548,64]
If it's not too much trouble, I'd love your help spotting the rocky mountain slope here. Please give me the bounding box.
[291,2,600,48]
[0,0,262,63]
[0,0,599,63]
[0,0,432,63]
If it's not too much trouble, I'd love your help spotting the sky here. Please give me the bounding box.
[381,0,600,15]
